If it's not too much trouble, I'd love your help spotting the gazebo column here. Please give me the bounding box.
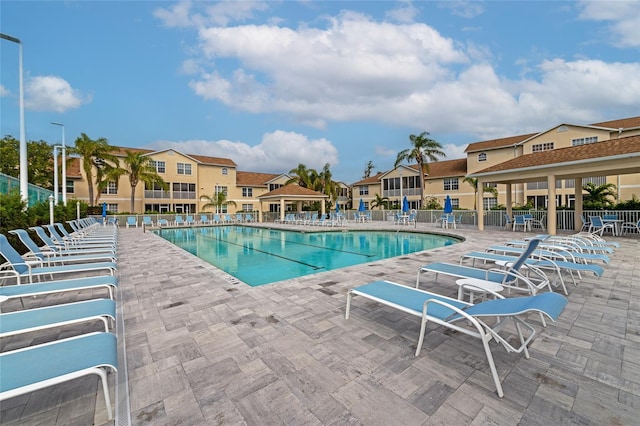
[321,199,325,216]
[574,177,583,232]
[279,199,285,222]
[547,175,557,235]
[477,179,484,231]
[505,183,513,219]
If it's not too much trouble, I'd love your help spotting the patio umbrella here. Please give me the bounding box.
[402,196,410,213]
[444,195,453,214]
[358,199,365,212]
[335,203,340,213]
[102,202,107,222]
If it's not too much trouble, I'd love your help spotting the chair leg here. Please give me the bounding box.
[481,335,504,398]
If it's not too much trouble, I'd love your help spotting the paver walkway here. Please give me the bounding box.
[2,222,639,425]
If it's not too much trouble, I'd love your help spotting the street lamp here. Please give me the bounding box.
[1,33,27,205]
[52,145,60,205]
[51,122,66,205]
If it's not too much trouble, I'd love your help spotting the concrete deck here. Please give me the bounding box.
[1,222,639,425]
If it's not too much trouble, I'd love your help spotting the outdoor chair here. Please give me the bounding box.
[345,280,567,398]
[621,219,640,235]
[126,216,137,228]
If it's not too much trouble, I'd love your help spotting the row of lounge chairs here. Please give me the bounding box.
[0,218,120,421]
[275,213,347,227]
[128,213,258,227]
[345,231,617,397]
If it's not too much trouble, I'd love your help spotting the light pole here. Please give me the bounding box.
[48,195,54,226]
[1,33,27,205]
[51,122,66,205]
[52,145,60,205]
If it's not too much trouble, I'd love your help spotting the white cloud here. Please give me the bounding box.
[154,0,268,28]
[439,1,485,19]
[157,2,640,142]
[0,85,9,97]
[24,76,89,112]
[577,0,640,48]
[145,130,339,173]
[385,0,419,23]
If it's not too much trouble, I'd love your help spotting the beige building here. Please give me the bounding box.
[68,116,640,216]
[353,116,640,211]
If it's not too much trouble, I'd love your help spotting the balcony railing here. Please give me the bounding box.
[144,190,171,199]
[383,188,421,198]
[172,191,197,199]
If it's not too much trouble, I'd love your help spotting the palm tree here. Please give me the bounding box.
[363,160,375,179]
[69,133,119,206]
[201,190,237,214]
[462,177,498,210]
[286,164,316,188]
[370,193,389,210]
[121,151,166,213]
[395,132,446,207]
[583,182,617,208]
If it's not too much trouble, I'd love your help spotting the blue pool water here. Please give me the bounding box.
[154,226,459,286]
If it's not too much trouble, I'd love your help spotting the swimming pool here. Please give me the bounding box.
[154,226,459,286]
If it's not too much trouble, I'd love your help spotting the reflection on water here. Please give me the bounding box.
[155,226,459,286]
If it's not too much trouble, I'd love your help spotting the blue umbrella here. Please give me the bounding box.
[402,196,410,213]
[102,202,107,219]
[444,195,453,214]
[335,203,340,213]
[358,199,365,212]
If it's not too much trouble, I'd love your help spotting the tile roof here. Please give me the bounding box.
[236,171,282,186]
[415,158,468,179]
[472,134,640,175]
[464,133,537,153]
[590,116,640,130]
[352,172,385,186]
[110,146,237,167]
[259,184,328,198]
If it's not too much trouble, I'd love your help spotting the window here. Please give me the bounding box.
[242,203,253,211]
[177,163,192,175]
[451,198,460,209]
[107,203,118,213]
[242,188,253,197]
[359,185,369,196]
[443,178,458,191]
[483,197,497,210]
[269,183,282,191]
[101,181,118,195]
[527,180,562,190]
[478,152,487,162]
[152,160,165,173]
[572,136,598,146]
[222,168,228,175]
[66,180,74,194]
[532,142,554,152]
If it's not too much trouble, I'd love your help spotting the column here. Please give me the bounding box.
[547,175,557,235]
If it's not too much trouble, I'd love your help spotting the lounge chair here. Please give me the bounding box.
[29,227,115,256]
[54,223,116,244]
[418,239,552,296]
[142,216,154,227]
[0,276,118,302]
[235,214,244,223]
[157,219,169,227]
[9,229,117,264]
[174,215,185,226]
[126,216,137,228]
[345,280,568,397]
[0,298,116,338]
[0,332,118,420]
[245,214,255,223]
[185,215,196,226]
[200,214,211,225]
[460,250,604,294]
[44,224,116,250]
[0,234,117,284]
[224,214,236,224]
[491,242,610,264]
[213,214,222,224]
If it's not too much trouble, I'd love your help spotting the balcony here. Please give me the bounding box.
[144,190,171,199]
[172,191,196,200]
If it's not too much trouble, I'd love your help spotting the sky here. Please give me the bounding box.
[1,1,639,184]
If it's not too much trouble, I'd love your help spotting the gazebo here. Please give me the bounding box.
[257,184,329,223]
[468,134,640,235]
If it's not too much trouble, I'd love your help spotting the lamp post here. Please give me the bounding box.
[1,33,27,205]
[52,145,60,205]
[48,195,54,226]
[51,122,66,205]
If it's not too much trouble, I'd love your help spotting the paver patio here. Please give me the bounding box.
[1,222,639,425]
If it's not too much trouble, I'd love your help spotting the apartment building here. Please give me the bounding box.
[353,116,640,211]
[67,116,640,214]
